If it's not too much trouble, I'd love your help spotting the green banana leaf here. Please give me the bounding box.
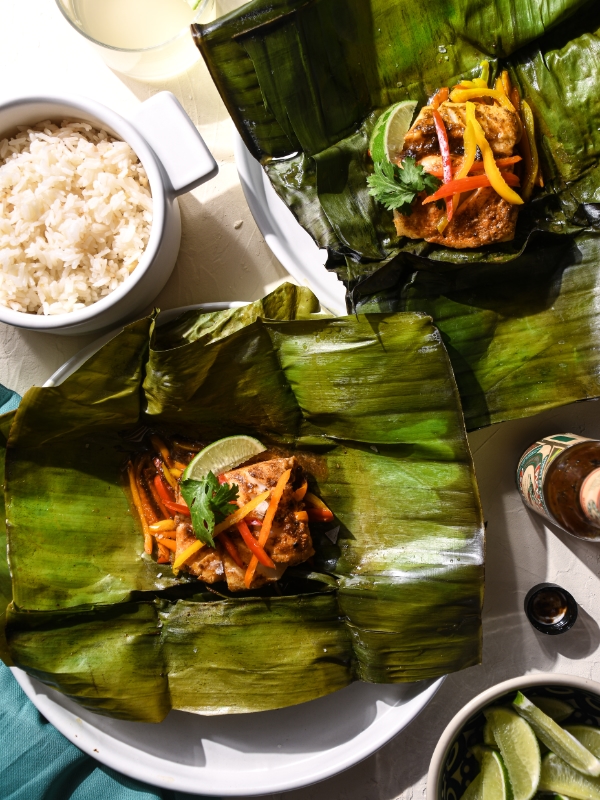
[0,411,14,665]
[193,0,600,276]
[353,233,600,430]
[2,284,483,719]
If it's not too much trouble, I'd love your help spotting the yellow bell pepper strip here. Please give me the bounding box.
[305,492,331,511]
[220,530,244,568]
[213,489,271,537]
[450,87,516,113]
[436,213,449,234]
[151,434,173,468]
[173,539,203,570]
[244,469,291,588]
[169,468,183,478]
[501,70,511,97]
[520,100,539,202]
[128,462,153,554]
[467,104,523,204]
[149,519,177,532]
[432,109,454,220]
[236,520,275,568]
[450,102,478,213]
[422,172,520,204]
[293,480,308,501]
[154,456,177,491]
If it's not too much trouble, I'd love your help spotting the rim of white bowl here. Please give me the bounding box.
[426,671,600,800]
[0,94,166,331]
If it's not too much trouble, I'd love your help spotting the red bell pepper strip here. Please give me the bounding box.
[220,531,244,568]
[422,172,520,204]
[236,520,275,569]
[430,87,449,110]
[307,508,335,523]
[164,500,191,516]
[432,109,454,221]
[154,474,175,504]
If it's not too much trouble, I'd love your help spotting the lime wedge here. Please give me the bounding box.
[539,752,600,800]
[369,100,417,163]
[484,706,540,800]
[182,436,266,481]
[460,774,483,800]
[565,726,600,757]
[480,749,511,800]
[535,697,574,723]
[513,693,600,777]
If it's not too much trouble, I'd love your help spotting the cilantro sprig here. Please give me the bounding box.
[180,471,239,548]
[367,157,441,216]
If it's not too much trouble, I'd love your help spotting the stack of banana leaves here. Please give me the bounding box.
[194,0,600,430]
[0,285,484,720]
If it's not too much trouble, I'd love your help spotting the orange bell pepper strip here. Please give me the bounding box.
[430,87,449,110]
[424,156,522,179]
[432,109,454,221]
[294,511,309,522]
[244,469,291,589]
[293,480,308,501]
[128,462,153,554]
[423,172,520,204]
[156,537,177,552]
[307,508,335,522]
[236,520,275,569]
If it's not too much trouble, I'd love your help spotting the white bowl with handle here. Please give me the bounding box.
[0,92,217,335]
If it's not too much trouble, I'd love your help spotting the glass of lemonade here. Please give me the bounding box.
[56,0,215,80]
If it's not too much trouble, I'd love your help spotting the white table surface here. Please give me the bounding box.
[3,3,600,800]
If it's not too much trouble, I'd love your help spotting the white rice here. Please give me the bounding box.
[0,120,153,315]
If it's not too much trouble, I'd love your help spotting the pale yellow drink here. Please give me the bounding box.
[72,0,197,50]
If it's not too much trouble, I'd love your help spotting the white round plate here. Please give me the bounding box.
[10,303,443,797]
[233,130,348,316]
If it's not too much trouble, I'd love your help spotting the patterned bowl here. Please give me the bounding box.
[426,673,600,800]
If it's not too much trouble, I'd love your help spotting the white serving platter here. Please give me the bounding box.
[10,303,443,797]
[233,130,348,316]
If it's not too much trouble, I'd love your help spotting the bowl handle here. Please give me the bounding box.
[130,91,218,196]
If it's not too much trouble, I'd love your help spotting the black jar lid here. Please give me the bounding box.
[524,583,578,635]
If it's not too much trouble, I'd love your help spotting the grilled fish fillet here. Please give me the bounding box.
[395,101,521,247]
[175,457,314,591]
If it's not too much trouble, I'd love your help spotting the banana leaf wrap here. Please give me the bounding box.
[2,285,483,719]
[193,0,600,276]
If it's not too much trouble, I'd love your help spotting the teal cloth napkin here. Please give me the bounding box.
[1,384,215,800]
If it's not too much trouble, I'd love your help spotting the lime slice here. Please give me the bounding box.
[484,706,540,800]
[480,749,511,800]
[460,774,483,800]
[513,693,600,777]
[539,752,600,800]
[369,100,417,163]
[565,726,600,757]
[182,436,266,481]
[535,697,574,723]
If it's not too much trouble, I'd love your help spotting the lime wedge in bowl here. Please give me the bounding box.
[539,752,600,800]
[369,100,417,164]
[182,435,266,481]
[565,726,600,757]
[513,693,600,777]
[483,706,540,800]
[480,749,511,800]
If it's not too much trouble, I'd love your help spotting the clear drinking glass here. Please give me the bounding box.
[55,0,215,81]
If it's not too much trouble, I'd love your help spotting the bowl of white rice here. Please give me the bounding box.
[0,93,217,335]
